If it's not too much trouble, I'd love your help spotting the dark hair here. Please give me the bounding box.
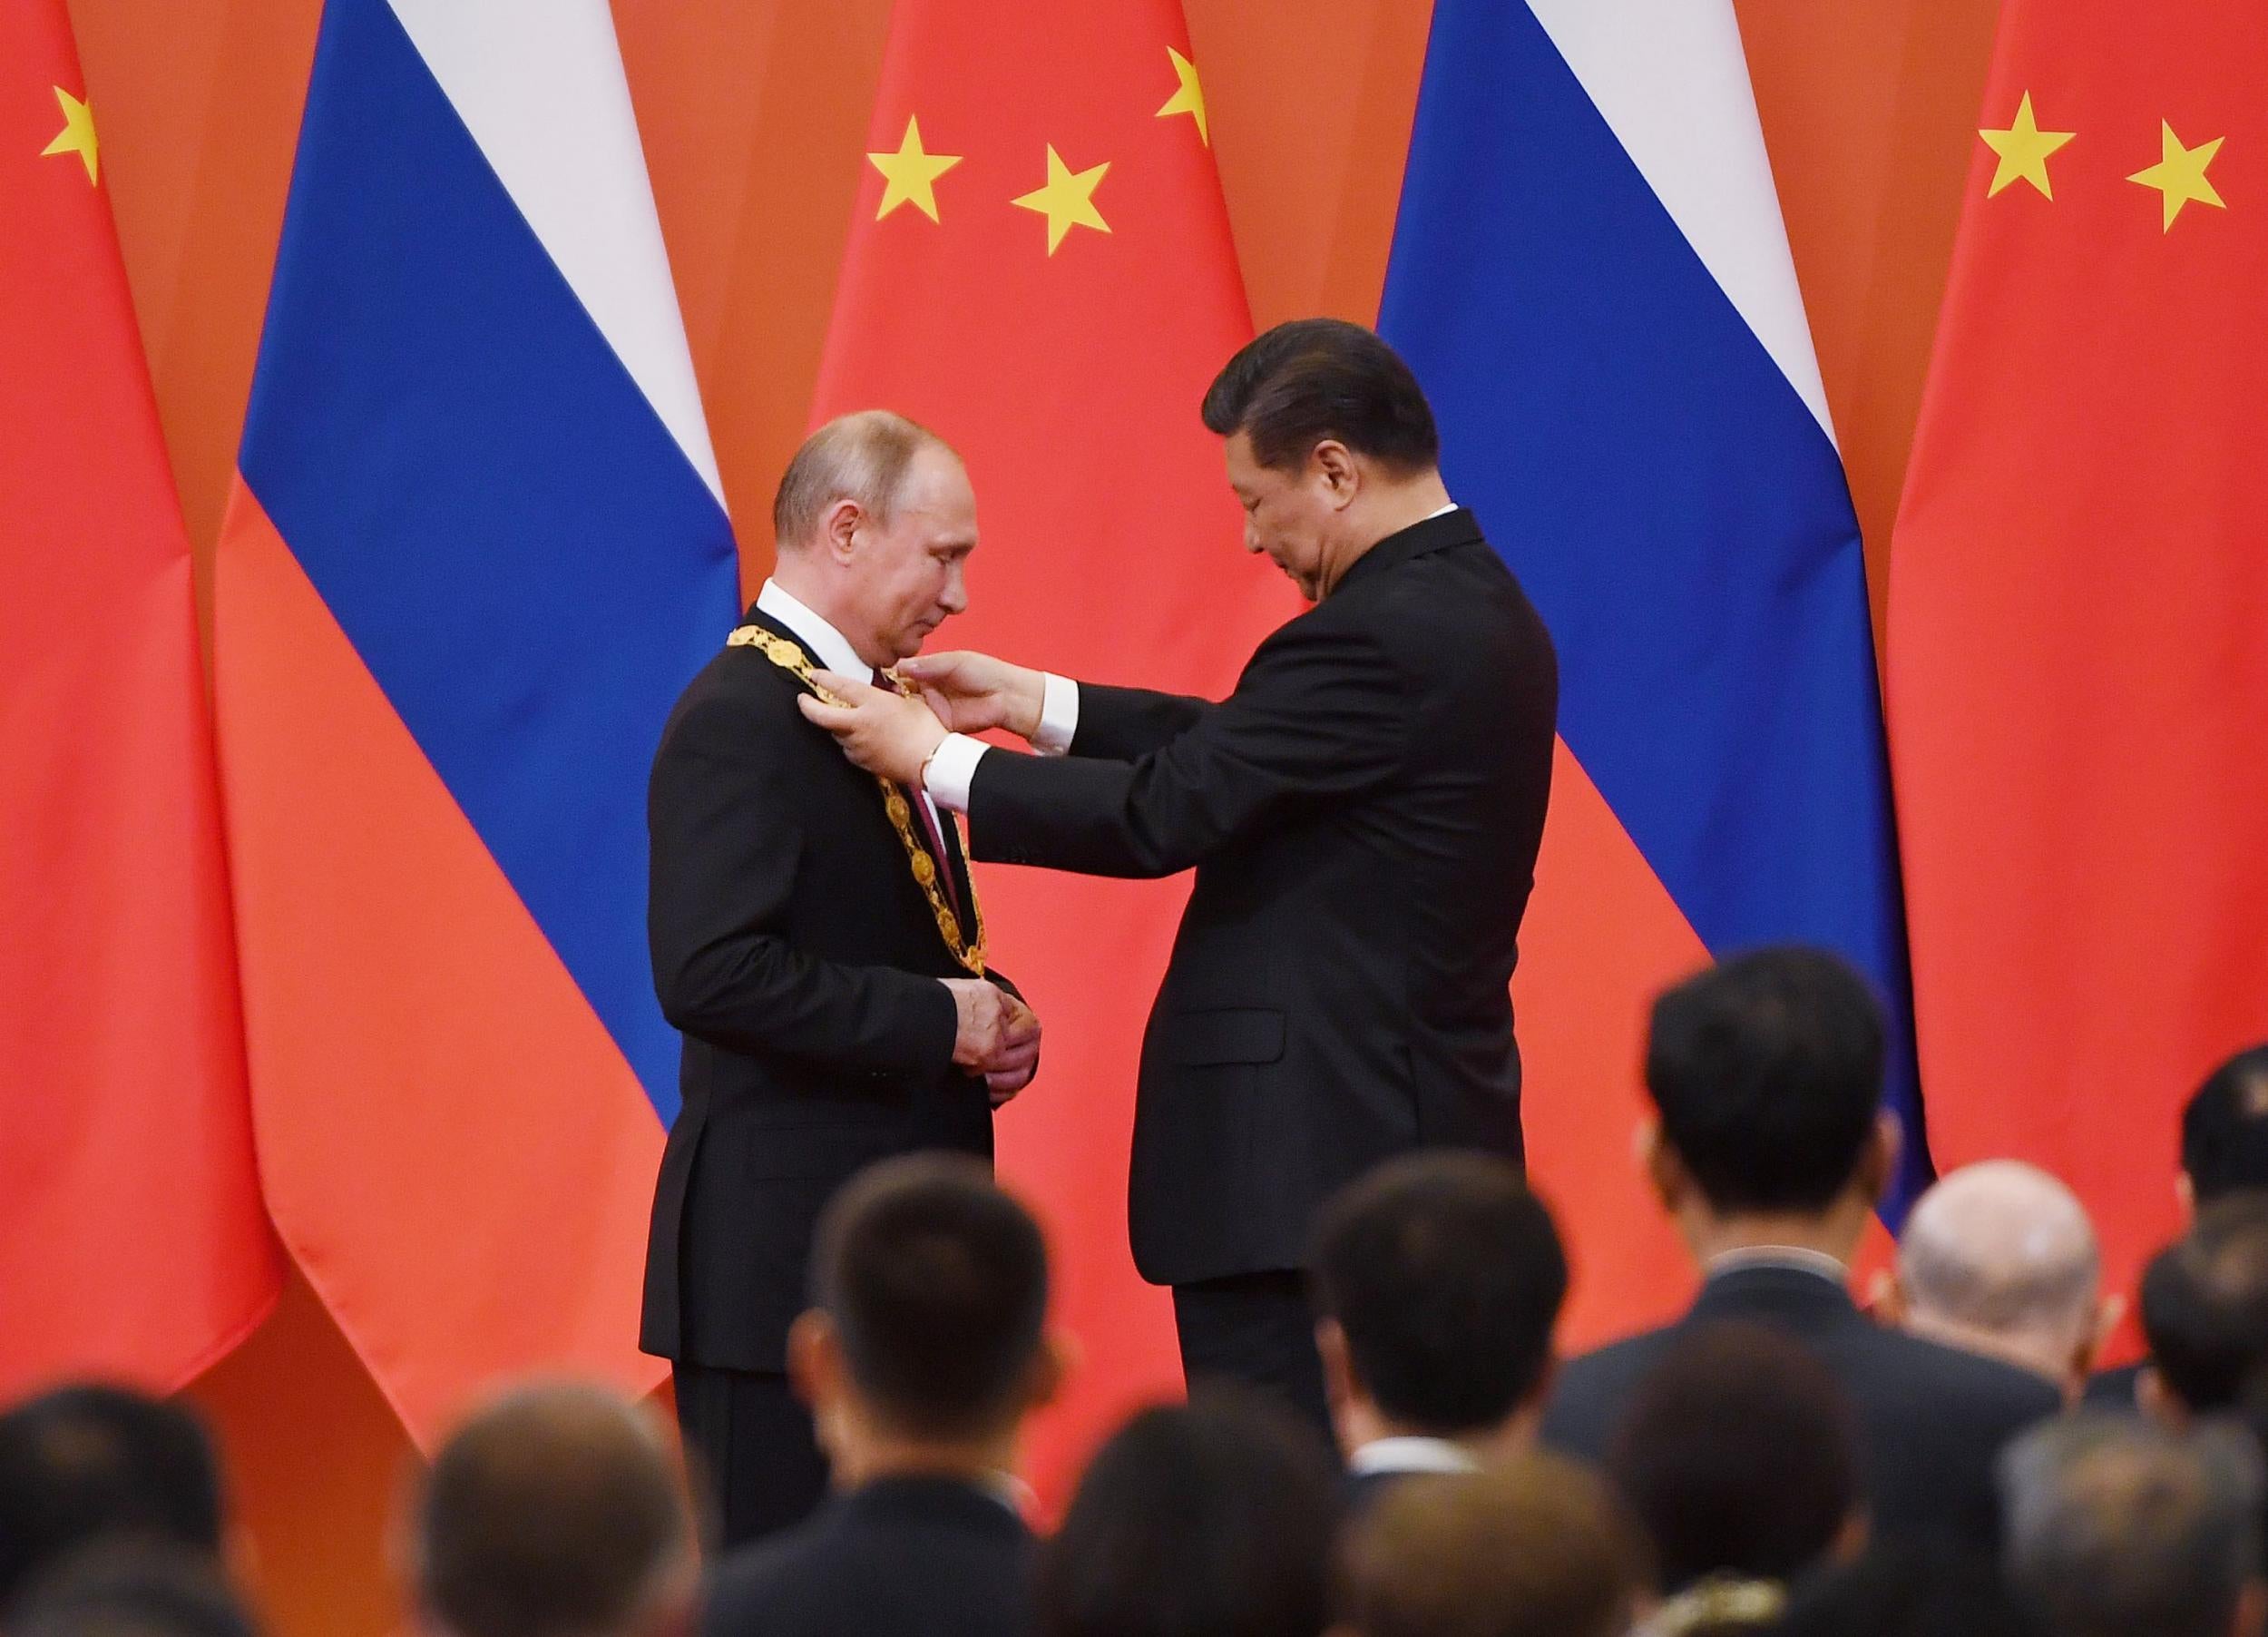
[1035,1387,1337,1637]
[1646,947,1886,1214]
[2184,1046,2268,1205]
[1335,1456,1647,1637]
[415,1383,691,1637]
[0,1387,225,1610]
[1311,1152,1567,1436]
[1200,319,1439,475]
[2140,1193,2268,1414]
[6,1545,259,1637]
[1606,1322,1861,1593]
[813,1153,1050,1438]
[1775,1539,2046,1637]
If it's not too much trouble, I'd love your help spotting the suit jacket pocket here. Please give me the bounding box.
[1164,1007,1286,1067]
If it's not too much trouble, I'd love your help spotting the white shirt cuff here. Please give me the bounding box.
[1033,673,1079,754]
[924,733,988,813]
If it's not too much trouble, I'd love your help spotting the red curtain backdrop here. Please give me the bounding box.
[54,2,2001,1630]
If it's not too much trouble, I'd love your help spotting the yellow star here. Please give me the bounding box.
[866,115,961,223]
[1979,92,2073,200]
[41,85,98,185]
[1156,46,1208,146]
[1011,144,1110,255]
[2127,121,2225,230]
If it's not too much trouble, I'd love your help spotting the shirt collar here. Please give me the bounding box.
[1703,1246,1850,1286]
[758,578,868,680]
[1423,500,1458,520]
[1348,1436,1483,1477]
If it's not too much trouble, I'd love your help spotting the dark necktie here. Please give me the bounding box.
[875,668,965,924]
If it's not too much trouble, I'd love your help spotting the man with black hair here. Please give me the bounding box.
[801,318,1559,1435]
[2134,1194,2268,1424]
[1542,946,2060,1549]
[704,1154,1065,1637]
[0,1386,228,1612]
[1310,1152,1566,1505]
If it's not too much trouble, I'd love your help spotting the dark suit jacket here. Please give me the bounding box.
[641,605,1005,1371]
[1542,1265,2063,1549]
[702,1475,1034,1637]
[968,509,1556,1285]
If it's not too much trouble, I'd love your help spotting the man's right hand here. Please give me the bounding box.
[942,977,1041,1078]
[895,651,1046,741]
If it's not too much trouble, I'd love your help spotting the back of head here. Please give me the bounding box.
[770,409,953,553]
[1606,1322,1860,1594]
[1646,946,1886,1216]
[1199,319,1438,475]
[1999,1412,2263,1637]
[1896,1161,2102,1381]
[0,1386,225,1609]
[7,1545,258,1637]
[1311,1152,1568,1437]
[2185,1047,2268,1206]
[1034,1387,1336,1637]
[2142,1194,2268,1415]
[413,1382,692,1637]
[1774,1538,2046,1637]
[1335,1453,1646,1637]
[811,1153,1050,1439]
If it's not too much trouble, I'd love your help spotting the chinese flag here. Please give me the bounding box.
[810,0,1293,1499]
[0,0,280,1396]
[1891,2,2268,1338]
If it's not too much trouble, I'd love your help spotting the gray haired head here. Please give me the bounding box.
[771,410,956,554]
[1999,1411,2263,1637]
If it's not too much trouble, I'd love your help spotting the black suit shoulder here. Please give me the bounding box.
[702,1480,1033,1637]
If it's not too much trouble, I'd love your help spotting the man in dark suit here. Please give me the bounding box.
[702,1155,1061,1637]
[1541,948,2062,1551]
[800,319,1559,1434]
[643,412,1041,1547]
[1310,1152,1567,1511]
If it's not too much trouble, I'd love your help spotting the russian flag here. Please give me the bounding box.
[213,0,738,1439]
[1379,0,1920,1341]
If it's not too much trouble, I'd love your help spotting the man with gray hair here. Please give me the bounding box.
[1886,1160,2116,1399]
[642,410,1041,1544]
[1999,1413,2266,1637]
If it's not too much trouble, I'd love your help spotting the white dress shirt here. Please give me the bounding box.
[921,500,1459,811]
[1347,1436,1483,1477]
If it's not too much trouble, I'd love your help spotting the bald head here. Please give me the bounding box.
[412,1383,695,1637]
[1896,1161,2103,1392]
[772,410,956,554]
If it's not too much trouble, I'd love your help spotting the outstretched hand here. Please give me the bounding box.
[798,671,948,785]
[894,651,1047,740]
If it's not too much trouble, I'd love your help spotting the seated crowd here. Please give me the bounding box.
[6,955,2268,1637]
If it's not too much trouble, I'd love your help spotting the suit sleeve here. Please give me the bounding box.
[648,691,958,1072]
[971,621,1405,879]
[1067,681,1215,760]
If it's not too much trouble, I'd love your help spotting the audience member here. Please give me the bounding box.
[2089,1044,2268,1409]
[409,1382,696,1637]
[1774,1538,2045,1637]
[1999,1412,2265,1637]
[6,1545,259,1637]
[1035,1387,1336,1637]
[1542,946,2060,1549]
[1606,1322,1862,1624]
[1888,1161,2115,1398]
[1310,1152,1566,1505]
[0,1386,228,1613]
[2137,1194,2268,1424]
[704,1155,1065,1637]
[1331,1453,1646,1637]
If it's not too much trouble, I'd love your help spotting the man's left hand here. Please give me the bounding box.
[799,671,949,785]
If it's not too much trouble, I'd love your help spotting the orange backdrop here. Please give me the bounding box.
[62,1,1998,1630]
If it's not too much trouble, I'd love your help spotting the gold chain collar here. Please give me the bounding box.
[728,625,985,975]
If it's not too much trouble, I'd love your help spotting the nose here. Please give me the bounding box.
[940,562,969,615]
[1243,521,1263,554]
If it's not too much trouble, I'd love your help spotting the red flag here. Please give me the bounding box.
[0,0,280,1397]
[810,0,1292,1498]
[1890,4,2268,1328]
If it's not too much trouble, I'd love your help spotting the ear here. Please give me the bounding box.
[1832,1509,1871,1564]
[2081,1293,2127,1379]
[1309,439,1359,505]
[787,1309,841,1413]
[1023,1330,1077,1414]
[2178,1171,2197,1225]
[1851,1112,1902,1208]
[1316,1318,1359,1413]
[1864,1268,1906,1326]
[819,496,865,564]
[1639,1119,1684,1213]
